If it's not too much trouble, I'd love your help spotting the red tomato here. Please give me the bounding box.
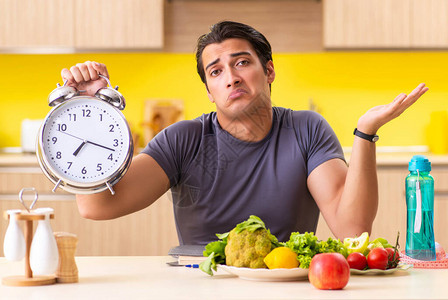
[347,252,367,270]
[367,248,388,270]
[308,253,350,290]
[385,248,400,268]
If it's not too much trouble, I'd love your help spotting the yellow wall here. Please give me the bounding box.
[1,52,447,148]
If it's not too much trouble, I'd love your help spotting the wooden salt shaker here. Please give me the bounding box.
[53,232,78,283]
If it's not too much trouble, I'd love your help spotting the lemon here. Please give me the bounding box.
[263,247,299,269]
[343,232,369,254]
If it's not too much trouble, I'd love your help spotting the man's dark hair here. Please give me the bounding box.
[195,21,273,85]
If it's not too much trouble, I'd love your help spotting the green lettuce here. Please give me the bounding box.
[283,232,347,269]
[199,216,347,274]
[199,238,228,276]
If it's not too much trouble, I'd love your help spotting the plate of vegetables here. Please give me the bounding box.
[218,265,309,281]
[350,263,412,275]
[344,232,410,275]
[199,215,348,281]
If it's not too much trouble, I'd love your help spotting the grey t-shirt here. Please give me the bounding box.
[142,107,345,244]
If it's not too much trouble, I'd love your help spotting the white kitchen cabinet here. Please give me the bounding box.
[411,0,448,48]
[1,192,178,256]
[3,153,446,256]
[74,0,163,50]
[324,0,448,49]
[0,0,163,51]
[0,0,75,48]
[323,0,411,48]
[0,155,178,256]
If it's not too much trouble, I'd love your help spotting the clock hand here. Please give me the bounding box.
[58,130,84,141]
[58,130,115,152]
[86,140,115,152]
[73,140,87,156]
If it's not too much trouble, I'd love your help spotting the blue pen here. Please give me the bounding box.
[185,264,199,268]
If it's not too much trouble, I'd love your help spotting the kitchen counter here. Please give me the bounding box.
[1,256,447,299]
[3,150,448,168]
[0,153,39,167]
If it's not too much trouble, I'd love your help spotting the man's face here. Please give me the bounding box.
[201,38,275,121]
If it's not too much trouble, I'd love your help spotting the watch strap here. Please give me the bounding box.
[353,128,379,142]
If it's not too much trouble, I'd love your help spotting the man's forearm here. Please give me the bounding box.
[337,137,378,238]
[324,83,428,240]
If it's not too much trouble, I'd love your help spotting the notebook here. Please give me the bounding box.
[167,245,207,266]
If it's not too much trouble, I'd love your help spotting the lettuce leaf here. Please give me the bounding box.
[283,232,347,269]
[234,215,267,233]
[199,233,228,275]
[318,237,348,258]
[234,215,280,248]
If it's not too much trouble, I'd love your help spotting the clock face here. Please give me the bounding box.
[39,97,132,188]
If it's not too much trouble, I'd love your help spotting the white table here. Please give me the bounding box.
[1,256,447,299]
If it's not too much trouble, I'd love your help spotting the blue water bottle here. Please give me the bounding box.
[405,155,436,261]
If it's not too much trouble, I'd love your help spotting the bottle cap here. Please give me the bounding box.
[409,155,431,172]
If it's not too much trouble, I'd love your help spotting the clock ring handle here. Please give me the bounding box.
[60,79,68,87]
[95,75,126,110]
[99,74,113,88]
[48,79,81,107]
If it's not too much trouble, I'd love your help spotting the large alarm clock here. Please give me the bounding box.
[37,75,133,195]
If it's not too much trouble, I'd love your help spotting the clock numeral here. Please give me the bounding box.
[68,113,77,121]
[109,124,115,132]
[82,109,91,117]
[108,153,113,161]
[81,167,87,174]
[67,162,73,169]
[99,114,103,121]
[113,139,119,147]
[56,151,62,159]
[97,163,102,171]
[51,137,57,144]
[57,124,67,131]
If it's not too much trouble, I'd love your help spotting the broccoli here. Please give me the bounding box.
[225,227,272,268]
[200,215,279,275]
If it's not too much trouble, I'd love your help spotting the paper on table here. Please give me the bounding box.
[168,245,207,266]
[168,245,206,257]
[178,256,207,265]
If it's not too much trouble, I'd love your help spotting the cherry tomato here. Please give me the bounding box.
[385,248,400,268]
[367,248,388,270]
[346,252,367,270]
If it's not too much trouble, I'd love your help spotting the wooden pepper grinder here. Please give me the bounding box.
[53,232,78,283]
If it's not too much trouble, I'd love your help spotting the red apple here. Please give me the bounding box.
[308,253,350,290]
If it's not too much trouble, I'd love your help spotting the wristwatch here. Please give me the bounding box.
[353,128,379,143]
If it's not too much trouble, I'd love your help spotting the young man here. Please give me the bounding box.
[63,21,428,245]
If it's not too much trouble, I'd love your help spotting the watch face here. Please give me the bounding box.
[38,97,132,189]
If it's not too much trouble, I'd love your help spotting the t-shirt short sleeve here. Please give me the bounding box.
[292,110,346,176]
[141,120,202,187]
[140,109,345,245]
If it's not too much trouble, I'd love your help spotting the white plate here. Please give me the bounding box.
[218,265,309,281]
[350,264,412,275]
